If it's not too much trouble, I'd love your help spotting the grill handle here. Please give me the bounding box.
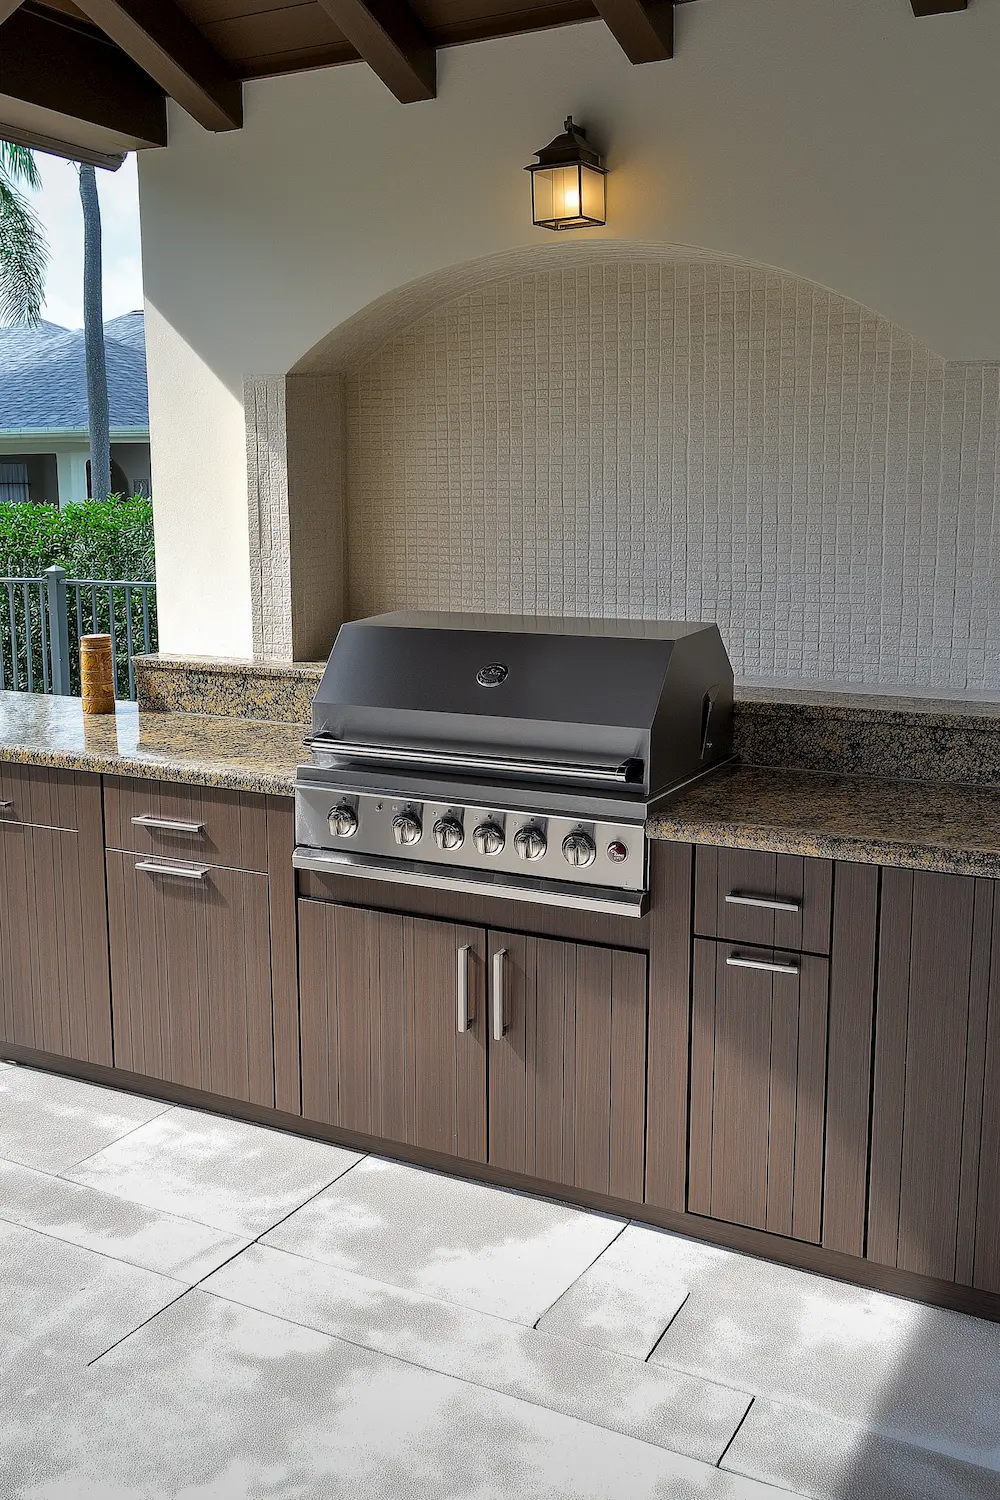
[304,737,642,787]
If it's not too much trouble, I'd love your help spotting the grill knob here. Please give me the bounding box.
[473,821,505,856]
[433,817,465,851]
[328,803,358,838]
[514,826,547,861]
[562,831,596,867]
[392,812,422,846]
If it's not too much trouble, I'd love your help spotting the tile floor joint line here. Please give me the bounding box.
[186,1154,371,1291]
[530,1217,630,1329]
[0,1211,195,1283]
[54,1105,179,1177]
[86,1285,193,1367]
[714,1396,756,1470]
[643,1289,691,1362]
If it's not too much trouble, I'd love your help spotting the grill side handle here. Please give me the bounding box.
[303,738,644,787]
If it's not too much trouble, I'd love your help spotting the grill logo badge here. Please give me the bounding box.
[476,662,508,688]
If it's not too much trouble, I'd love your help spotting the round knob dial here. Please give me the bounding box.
[328,803,358,838]
[392,812,422,846]
[433,817,464,851]
[514,826,547,861]
[473,821,505,856]
[562,831,596,868]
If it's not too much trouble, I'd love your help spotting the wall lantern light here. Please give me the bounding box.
[525,117,607,231]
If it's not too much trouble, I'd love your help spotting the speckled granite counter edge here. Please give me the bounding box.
[647,815,1000,880]
[0,741,297,797]
[133,654,322,725]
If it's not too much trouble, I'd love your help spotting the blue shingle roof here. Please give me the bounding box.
[0,311,148,432]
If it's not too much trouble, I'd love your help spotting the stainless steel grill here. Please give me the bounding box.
[294,612,734,917]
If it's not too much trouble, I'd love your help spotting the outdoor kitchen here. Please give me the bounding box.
[2,0,1000,1496]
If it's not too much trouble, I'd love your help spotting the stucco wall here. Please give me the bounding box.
[137,0,1000,664]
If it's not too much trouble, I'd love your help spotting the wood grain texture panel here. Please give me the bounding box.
[265,796,301,1114]
[0,770,111,1066]
[297,898,486,1160]
[643,839,693,1212]
[689,940,828,1243]
[822,860,879,1256]
[104,775,268,872]
[975,889,1000,1294]
[694,846,832,954]
[487,929,647,1199]
[107,852,274,1105]
[867,866,912,1268]
[957,878,994,1285]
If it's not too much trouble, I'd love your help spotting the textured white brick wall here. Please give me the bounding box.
[345,261,1000,690]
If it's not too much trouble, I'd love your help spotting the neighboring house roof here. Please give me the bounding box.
[0,311,148,434]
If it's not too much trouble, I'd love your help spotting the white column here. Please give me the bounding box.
[55,449,90,507]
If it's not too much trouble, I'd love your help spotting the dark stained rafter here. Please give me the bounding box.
[0,5,167,149]
[316,0,435,103]
[594,0,673,62]
[910,0,966,11]
[69,0,242,131]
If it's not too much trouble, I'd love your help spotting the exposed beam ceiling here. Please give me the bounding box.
[594,0,673,62]
[70,0,242,131]
[0,6,167,150]
[316,0,435,103]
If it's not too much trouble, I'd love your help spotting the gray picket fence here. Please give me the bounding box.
[0,566,158,702]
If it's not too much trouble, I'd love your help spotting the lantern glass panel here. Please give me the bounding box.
[531,163,606,229]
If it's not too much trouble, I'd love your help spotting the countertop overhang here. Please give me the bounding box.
[0,692,996,879]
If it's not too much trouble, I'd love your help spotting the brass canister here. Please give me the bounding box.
[80,634,115,714]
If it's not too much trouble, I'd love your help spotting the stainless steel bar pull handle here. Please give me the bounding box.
[492,948,507,1041]
[0,800,12,810]
[135,860,210,881]
[457,944,472,1034]
[132,814,205,834]
[727,954,800,975]
[725,893,801,913]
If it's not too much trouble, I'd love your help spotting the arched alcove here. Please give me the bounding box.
[251,244,1000,690]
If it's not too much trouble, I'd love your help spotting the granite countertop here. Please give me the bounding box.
[649,763,1000,879]
[0,693,301,796]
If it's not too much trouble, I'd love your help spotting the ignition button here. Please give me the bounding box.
[607,840,629,864]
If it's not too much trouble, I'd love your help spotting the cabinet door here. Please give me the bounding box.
[487,932,647,1201]
[689,940,828,1242]
[107,852,274,1105]
[298,900,487,1162]
[0,818,112,1066]
[869,870,999,1287]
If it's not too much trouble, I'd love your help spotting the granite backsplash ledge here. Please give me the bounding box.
[134,654,323,724]
[734,686,1000,788]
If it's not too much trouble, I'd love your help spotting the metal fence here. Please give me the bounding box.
[0,567,158,702]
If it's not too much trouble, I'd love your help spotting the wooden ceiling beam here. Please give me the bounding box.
[316,0,435,103]
[71,0,242,131]
[594,0,673,62]
[0,6,167,148]
[910,0,966,11]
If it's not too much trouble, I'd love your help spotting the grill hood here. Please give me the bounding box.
[311,612,733,802]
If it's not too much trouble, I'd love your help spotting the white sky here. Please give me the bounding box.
[29,150,144,330]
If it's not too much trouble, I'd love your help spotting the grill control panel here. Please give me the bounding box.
[298,786,647,892]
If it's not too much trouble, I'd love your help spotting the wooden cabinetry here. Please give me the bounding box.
[868,869,1000,1292]
[297,898,647,1187]
[487,931,647,1199]
[689,940,828,1241]
[298,899,487,1160]
[104,782,300,1113]
[0,767,111,1066]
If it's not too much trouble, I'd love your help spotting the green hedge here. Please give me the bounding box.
[0,495,155,581]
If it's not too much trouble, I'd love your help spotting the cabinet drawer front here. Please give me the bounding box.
[104,776,268,873]
[695,847,833,954]
[107,850,274,1105]
[689,939,829,1242]
[0,764,91,832]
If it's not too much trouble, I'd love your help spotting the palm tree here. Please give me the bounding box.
[0,142,47,325]
[78,164,111,502]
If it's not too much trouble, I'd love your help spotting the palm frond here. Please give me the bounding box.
[0,141,41,192]
[0,177,48,325]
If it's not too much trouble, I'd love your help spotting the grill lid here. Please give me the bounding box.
[311,612,733,798]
